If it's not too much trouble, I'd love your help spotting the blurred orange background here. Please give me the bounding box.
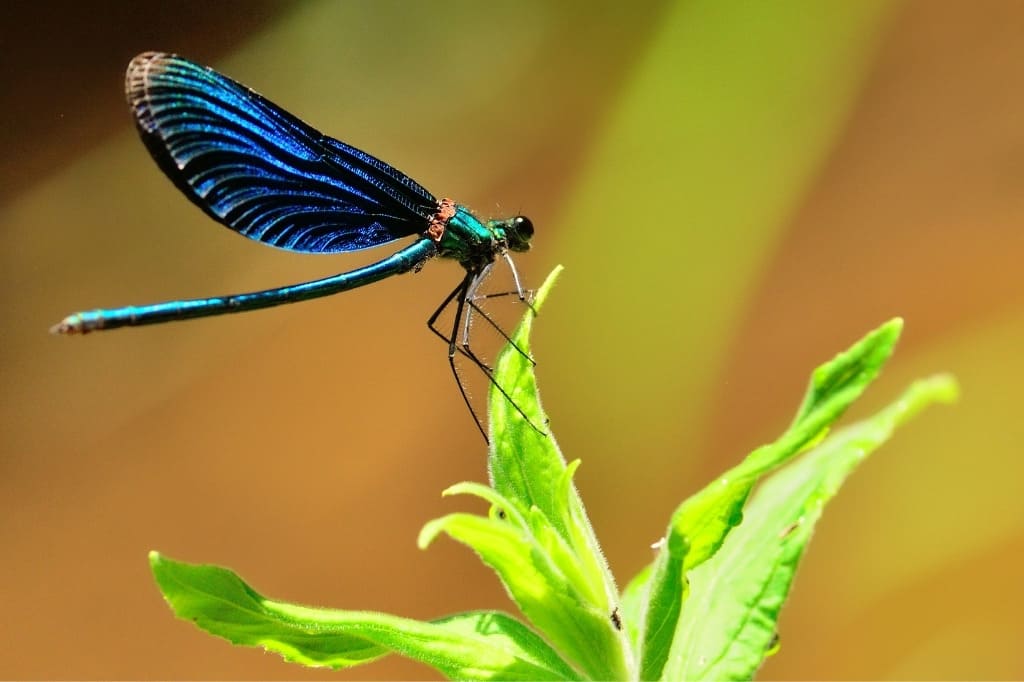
[3,1,1022,679]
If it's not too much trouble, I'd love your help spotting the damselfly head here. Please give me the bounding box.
[504,215,534,252]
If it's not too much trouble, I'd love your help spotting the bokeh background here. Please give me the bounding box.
[3,1,1022,678]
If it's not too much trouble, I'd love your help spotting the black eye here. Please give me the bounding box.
[514,215,534,238]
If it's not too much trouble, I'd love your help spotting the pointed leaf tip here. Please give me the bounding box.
[531,265,564,312]
[884,317,904,335]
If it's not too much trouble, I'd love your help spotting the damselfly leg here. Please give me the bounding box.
[427,261,543,443]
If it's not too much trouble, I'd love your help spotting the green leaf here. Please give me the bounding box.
[420,508,616,679]
[665,374,958,681]
[149,552,579,681]
[789,318,904,428]
[687,319,904,568]
[634,319,907,679]
[636,530,689,680]
[423,265,632,680]
[487,265,570,525]
[619,562,653,649]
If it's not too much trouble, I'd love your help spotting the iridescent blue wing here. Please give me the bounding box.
[126,52,437,254]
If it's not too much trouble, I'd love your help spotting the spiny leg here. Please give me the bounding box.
[428,274,517,442]
[427,271,545,441]
[460,253,535,349]
[427,274,469,349]
[462,253,536,364]
[458,265,493,365]
[501,250,539,318]
[428,274,498,370]
[448,294,491,443]
[449,274,538,442]
[466,298,535,367]
[427,274,488,441]
[454,333,546,441]
[458,270,546,437]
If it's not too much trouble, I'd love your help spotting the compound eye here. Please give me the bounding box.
[514,215,534,239]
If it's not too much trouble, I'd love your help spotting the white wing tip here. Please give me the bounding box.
[126,52,175,133]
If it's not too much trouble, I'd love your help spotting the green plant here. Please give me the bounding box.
[150,266,956,680]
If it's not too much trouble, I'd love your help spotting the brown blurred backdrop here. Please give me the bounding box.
[2,0,1022,679]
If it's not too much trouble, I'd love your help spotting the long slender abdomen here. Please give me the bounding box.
[52,239,437,334]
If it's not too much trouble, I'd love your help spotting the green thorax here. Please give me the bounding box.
[437,205,509,270]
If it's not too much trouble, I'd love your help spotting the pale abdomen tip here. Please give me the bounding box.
[50,315,85,335]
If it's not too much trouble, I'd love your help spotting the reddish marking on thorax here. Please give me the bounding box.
[426,197,456,242]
